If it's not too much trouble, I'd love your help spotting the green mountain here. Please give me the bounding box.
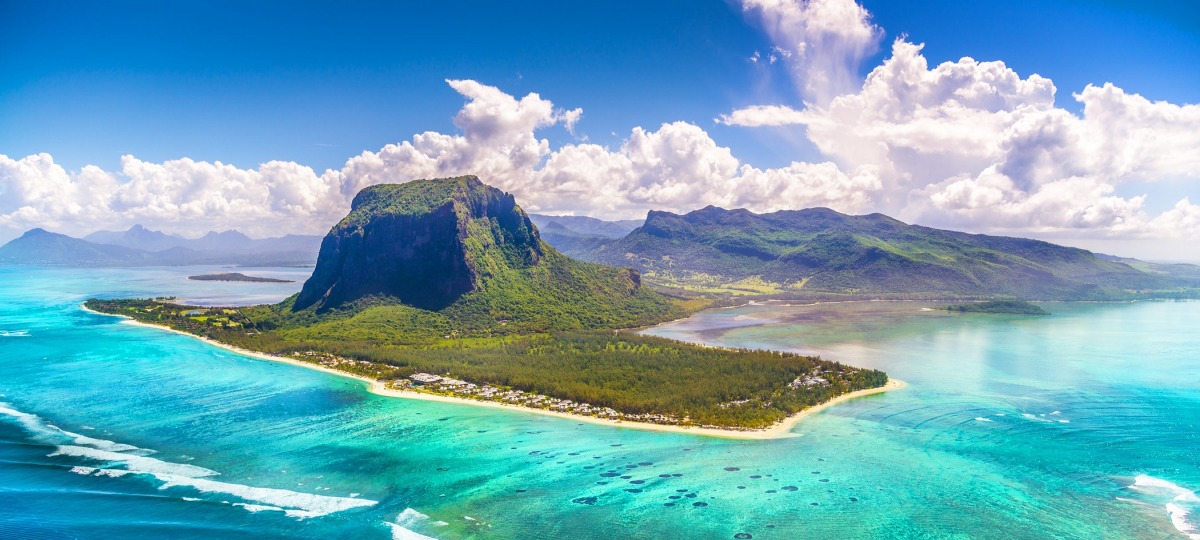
[576,206,1194,299]
[284,176,681,335]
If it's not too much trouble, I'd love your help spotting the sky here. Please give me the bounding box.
[1,0,1198,261]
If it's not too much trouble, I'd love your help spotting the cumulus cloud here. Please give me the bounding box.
[338,81,877,219]
[723,0,1200,244]
[741,0,882,104]
[0,152,344,238]
[0,79,875,239]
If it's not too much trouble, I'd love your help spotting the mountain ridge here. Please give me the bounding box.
[0,226,321,266]
[564,205,1197,299]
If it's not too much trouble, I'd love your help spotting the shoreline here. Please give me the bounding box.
[82,304,906,440]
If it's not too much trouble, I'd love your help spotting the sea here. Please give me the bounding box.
[0,265,1197,539]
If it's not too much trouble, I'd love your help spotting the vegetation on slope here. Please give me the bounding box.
[573,206,1199,300]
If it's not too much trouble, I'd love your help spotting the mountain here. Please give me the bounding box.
[85,224,189,252]
[2,226,321,266]
[1095,253,1200,282]
[288,176,680,331]
[527,214,643,239]
[0,228,159,265]
[86,225,321,257]
[527,214,642,260]
[575,206,1194,299]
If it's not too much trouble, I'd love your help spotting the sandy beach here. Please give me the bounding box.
[83,304,906,440]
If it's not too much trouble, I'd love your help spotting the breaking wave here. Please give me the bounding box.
[1131,474,1200,539]
[2,401,378,520]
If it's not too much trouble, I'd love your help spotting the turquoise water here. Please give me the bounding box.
[1,267,1198,539]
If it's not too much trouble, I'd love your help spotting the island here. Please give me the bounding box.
[188,272,295,283]
[86,176,896,436]
[943,300,1050,315]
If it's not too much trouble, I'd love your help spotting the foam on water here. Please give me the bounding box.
[388,508,440,540]
[1,401,377,520]
[0,403,146,453]
[157,475,377,518]
[1131,475,1200,539]
[52,446,219,477]
[0,330,30,337]
[234,503,286,513]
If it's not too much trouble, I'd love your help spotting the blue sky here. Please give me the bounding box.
[4,0,1196,172]
[1,0,1198,259]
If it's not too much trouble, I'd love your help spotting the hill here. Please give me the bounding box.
[284,176,682,333]
[573,206,1195,299]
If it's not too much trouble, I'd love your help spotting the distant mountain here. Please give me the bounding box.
[527,214,642,262]
[0,229,160,265]
[1095,253,1200,282]
[574,206,1196,300]
[290,176,679,331]
[85,224,189,252]
[2,225,322,266]
[527,214,643,239]
[86,225,320,256]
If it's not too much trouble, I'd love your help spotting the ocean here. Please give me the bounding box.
[1,266,1196,539]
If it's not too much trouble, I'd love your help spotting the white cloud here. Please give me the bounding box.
[1,79,872,239]
[339,81,876,219]
[0,152,344,238]
[741,0,882,104]
[723,15,1200,245]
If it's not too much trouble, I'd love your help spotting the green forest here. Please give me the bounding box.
[85,298,888,429]
[943,300,1050,315]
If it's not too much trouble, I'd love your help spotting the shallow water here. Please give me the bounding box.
[1,267,1197,538]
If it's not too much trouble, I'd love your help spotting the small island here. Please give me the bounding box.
[188,272,294,283]
[943,300,1050,315]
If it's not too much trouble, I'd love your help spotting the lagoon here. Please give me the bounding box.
[1,266,1197,538]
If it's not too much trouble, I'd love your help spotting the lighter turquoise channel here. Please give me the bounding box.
[1,266,1197,539]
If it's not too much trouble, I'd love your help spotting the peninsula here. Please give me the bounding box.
[86,176,894,435]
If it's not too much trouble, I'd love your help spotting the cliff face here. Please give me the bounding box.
[294,176,542,311]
